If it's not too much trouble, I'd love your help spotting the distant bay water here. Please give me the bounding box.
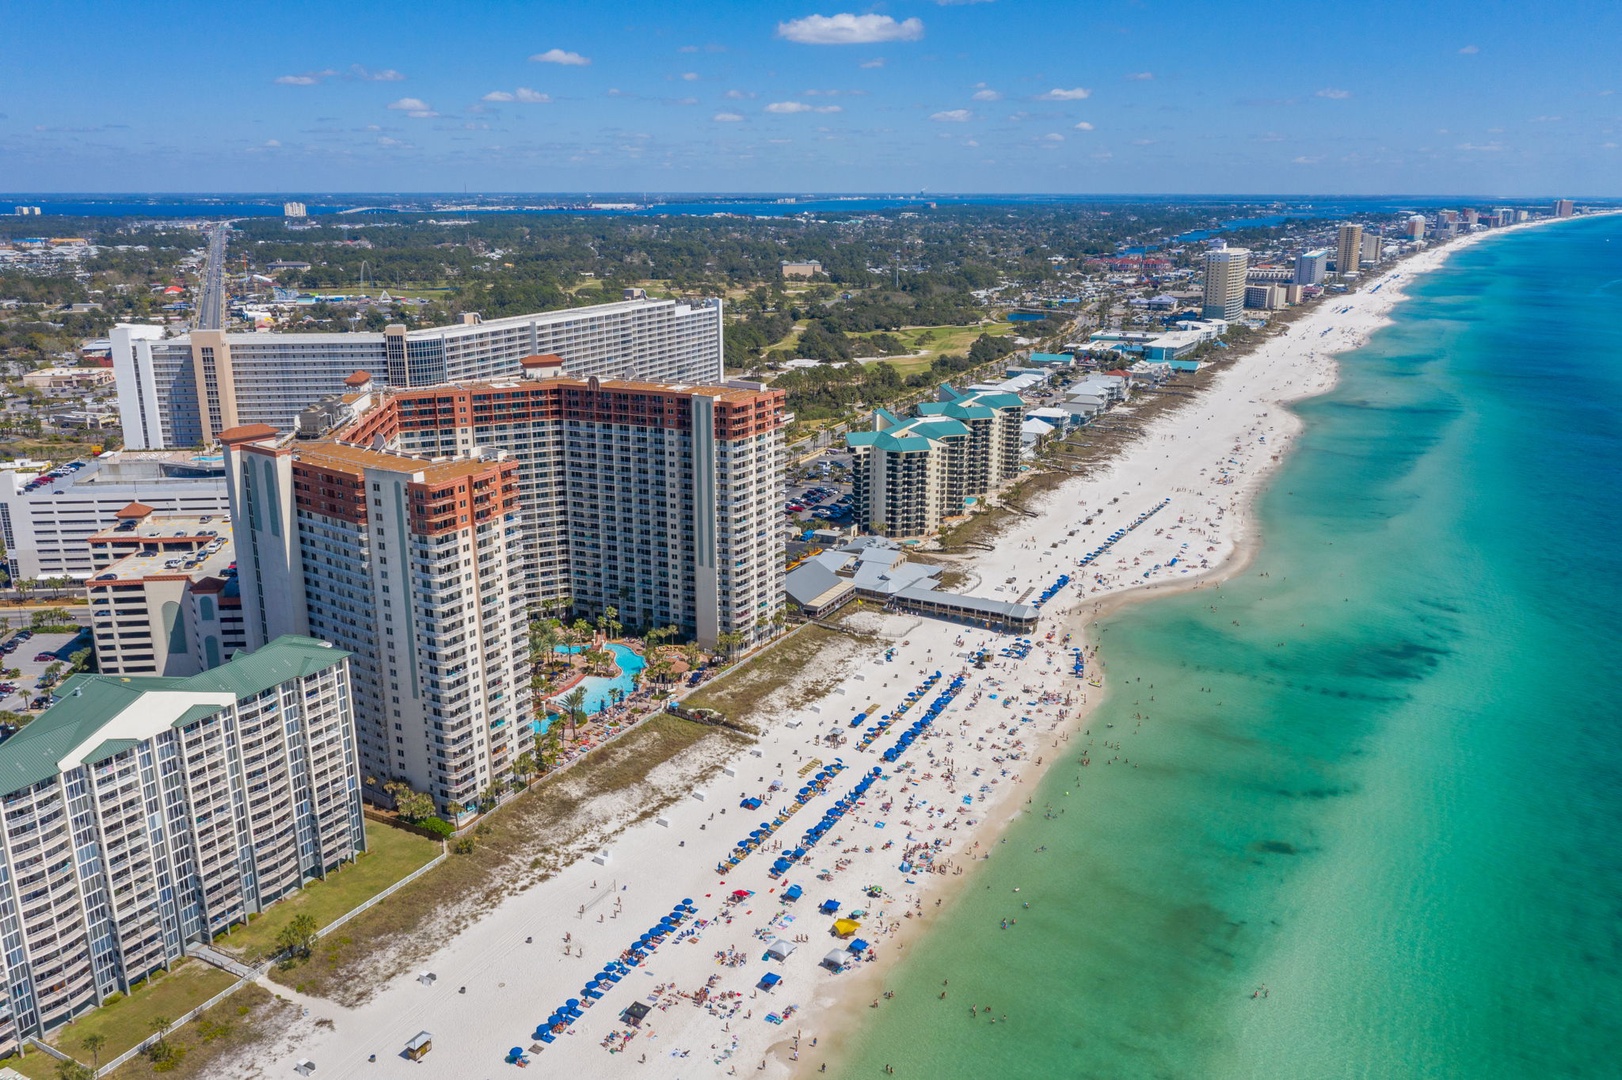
[0,193,1591,222]
[833,215,1622,1078]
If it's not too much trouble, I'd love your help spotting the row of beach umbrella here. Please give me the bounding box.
[533,899,699,1045]
[1033,573,1072,608]
[716,761,846,875]
[1078,498,1171,568]
[880,673,969,764]
[855,671,943,751]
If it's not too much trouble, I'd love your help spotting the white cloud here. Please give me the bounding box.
[766,101,813,113]
[778,14,925,45]
[931,109,972,122]
[352,65,405,82]
[713,112,745,122]
[1316,88,1352,99]
[482,91,515,102]
[275,69,337,86]
[1256,131,1285,142]
[1039,87,1091,100]
[263,139,282,148]
[861,57,886,69]
[387,97,438,118]
[680,45,699,53]
[1458,44,1480,54]
[514,88,551,103]
[1456,141,1506,151]
[1042,132,1064,142]
[1528,114,1562,122]
[675,97,699,106]
[724,89,755,100]
[681,72,700,81]
[531,48,590,66]
[972,89,1001,101]
[1125,71,1154,81]
[1292,154,1325,164]
[1073,121,1094,131]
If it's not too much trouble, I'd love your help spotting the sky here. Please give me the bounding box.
[3,0,1619,196]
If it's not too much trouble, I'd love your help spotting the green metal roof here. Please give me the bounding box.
[956,390,1024,410]
[0,636,348,798]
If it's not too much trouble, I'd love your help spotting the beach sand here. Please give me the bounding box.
[242,225,1541,1080]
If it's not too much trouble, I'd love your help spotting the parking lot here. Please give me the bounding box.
[0,629,83,716]
[784,448,856,533]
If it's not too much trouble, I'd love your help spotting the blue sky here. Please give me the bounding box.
[4,0,1618,195]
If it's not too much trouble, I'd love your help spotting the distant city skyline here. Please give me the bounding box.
[4,0,1618,195]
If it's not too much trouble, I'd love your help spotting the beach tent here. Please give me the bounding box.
[832,918,862,937]
[822,950,849,971]
[766,939,797,961]
[784,884,803,901]
[758,972,783,991]
[623,1001,652,1027]
[819,899,841,914]
[847,938,870,953]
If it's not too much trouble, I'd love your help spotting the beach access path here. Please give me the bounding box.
[243,227,1533,1080]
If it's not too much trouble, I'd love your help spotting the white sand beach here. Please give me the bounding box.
[244,225,1537,1080]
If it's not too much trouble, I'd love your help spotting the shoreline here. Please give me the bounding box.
[766,216,1569,1073]
[246,219,1571,1080]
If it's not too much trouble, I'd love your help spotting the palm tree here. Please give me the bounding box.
[561,686,587,742]
[514,751,536,789]
[603,605,621,642]
[80,1033,106,1073]
[717,631,745,663]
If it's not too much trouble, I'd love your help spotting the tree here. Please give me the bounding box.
[716,631,744,663]
[146,1015,174,1064]
[79,1033,107,1072]
[276,912,319,960]
[603,605,621,642]
[514,751,536,787]
[445,800,465,823]
[561,686,587,741]
[55,1059,94,1080]
[384,781,436,823]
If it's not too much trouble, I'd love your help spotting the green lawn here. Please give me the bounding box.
[37,959,237,1068]
[214,823,440,965]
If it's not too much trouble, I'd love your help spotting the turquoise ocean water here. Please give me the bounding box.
[835,216,1622,1078]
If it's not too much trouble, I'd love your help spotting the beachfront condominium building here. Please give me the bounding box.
[0,636,363,1049]
[221,428,530,810]
[1336,223,1364,277]
[1405,215,1427,240]
[111,296,726,449]
[1361,233,1384,265]
[1293,250,1328,286]
[1554,199,1574,218]
[332,366,789,649]
[847,387,1023,539]
[1202,248,1250,321]
[85,506,245,676]
[0,450,230,582]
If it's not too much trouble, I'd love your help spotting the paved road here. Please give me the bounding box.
[195,223,229,330]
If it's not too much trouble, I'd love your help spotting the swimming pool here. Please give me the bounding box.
[542,643,647,727]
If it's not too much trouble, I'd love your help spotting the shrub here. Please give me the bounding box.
[450,837,476,856]
[416,817,454,839]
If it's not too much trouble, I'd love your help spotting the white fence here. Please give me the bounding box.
[32,837,448,1078]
